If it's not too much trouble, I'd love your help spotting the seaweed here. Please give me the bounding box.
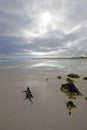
[60,83,83,115]
[83,77,87,80]
[66,77,75,83]
[85,97,87,100]
[68,111,71,115]
[57,76,62,79]
[60,87,77,99]
[58,73,87,115]
[67,73,80,78]
[66,101,76,110]
[66,101,76,116]
[66,93,77,99]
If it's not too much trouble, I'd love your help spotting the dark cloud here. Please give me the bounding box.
[0,36,33,56]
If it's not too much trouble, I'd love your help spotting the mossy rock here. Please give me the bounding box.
[85,97,87,100]
[66,101,76,110]
[61,83,82,96]
[57,76,62,79]
[66,77,75,83]
[66,93,76,99]
[83,77,87,80]
[68,111,72,115]
[67,73,80,78]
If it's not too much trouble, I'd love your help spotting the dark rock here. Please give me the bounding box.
[61,83,81,95]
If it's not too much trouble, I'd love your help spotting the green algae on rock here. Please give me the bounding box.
[61,83,82,96]
[85,97,87,100]
[66,101,76,110]
[83,77,87,80]
[67,73,80,78]
[68,111,72,115]
[57,76,62,79]
[66,77,75,83]
[66,93,76,99]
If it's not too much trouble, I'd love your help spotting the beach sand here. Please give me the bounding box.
[0,59,87,130]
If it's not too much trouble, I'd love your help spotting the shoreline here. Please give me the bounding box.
[0,56,87,62]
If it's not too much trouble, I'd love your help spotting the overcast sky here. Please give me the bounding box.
[0,0,87,58]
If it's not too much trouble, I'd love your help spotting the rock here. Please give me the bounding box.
[66,77,75,83]
[61,83,81,95]
[66,101,76,110]
[57,76,62,79]
[67,73,80,78]
[83,77,87,80]
[85,97,87,100]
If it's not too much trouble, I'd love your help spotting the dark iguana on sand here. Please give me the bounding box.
[22,87,33,102]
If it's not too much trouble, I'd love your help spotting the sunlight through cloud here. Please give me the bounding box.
[39,12,52,34]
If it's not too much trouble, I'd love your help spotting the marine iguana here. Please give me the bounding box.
[22,87,33,102]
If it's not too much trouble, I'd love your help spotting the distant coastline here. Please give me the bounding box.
[43,56,87,60]
[0,56,87,62]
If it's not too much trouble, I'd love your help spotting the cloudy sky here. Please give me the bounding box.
[0,0,87,59]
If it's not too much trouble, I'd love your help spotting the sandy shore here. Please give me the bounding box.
[0,60,87,130]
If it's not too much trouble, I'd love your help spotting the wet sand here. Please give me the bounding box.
[0,59,87,130]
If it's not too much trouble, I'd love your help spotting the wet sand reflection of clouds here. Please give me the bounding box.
[30,60,66,69]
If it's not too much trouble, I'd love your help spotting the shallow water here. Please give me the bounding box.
[0,59,87,130]
[0,58,87,73]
